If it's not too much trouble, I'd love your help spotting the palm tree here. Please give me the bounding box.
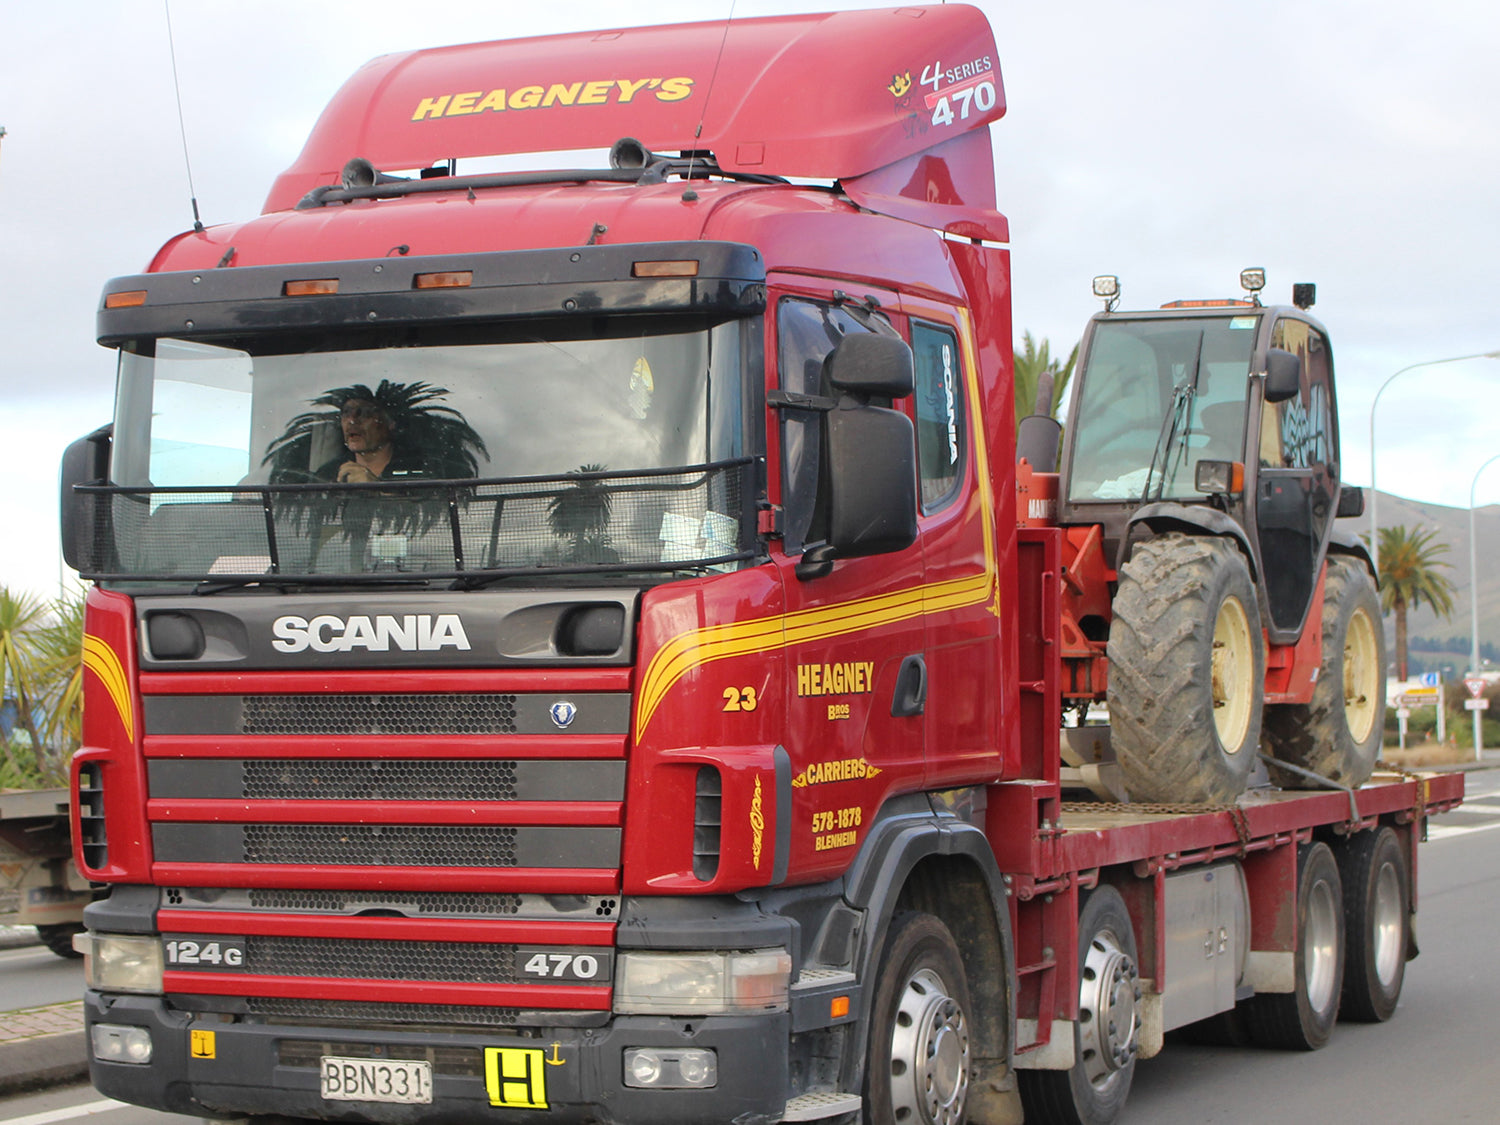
[1373,525,1457,681]
[547,464,616,562]
[0,587,48,761]
[0,587,85,788]
[29,591,85,781]
[1013,331,1078,430]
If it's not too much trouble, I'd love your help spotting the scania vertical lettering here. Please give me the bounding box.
[61,8,1461,1125]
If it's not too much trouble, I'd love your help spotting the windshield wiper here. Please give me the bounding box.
[1141,332,1205,504]
[191,575,438,595]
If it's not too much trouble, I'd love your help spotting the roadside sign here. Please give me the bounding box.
[1466,677,1488,699]
[1466,698,1491,711]
[1420,672,1441,687]
[1396,707,1411,719]
[1395,690,1439,707]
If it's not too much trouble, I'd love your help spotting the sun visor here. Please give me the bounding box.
[263,5,1004,213]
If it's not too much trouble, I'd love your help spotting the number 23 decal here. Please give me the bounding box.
[723,686,759,712]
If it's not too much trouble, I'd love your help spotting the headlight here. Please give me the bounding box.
[91,1023,154,1064]
[77,933,164,994]
[614,949,791,1015]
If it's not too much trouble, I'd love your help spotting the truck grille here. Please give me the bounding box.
[149,758,626,803]
[241,693,517,735]
[162,887,618,919]
[249,997,522,1029]
[153,823,620,868]
[185,935,608,984]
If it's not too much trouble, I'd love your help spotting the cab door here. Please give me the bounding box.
[769,281,925,874]
[1252,316,1339,638]
[904,307,1002,787]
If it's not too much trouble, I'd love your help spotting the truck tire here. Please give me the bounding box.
[1337,826,1408,1022]
[36,922,84,959]
[1264,557,1384,789]
[1245,842,1343,1050]
[1108,534,1265,803]
[1018,886,1139,1125]
[863,912,972,1125]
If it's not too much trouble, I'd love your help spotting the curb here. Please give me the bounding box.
[0,1001,88,1096]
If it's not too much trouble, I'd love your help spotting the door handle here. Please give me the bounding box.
[891,654,927,717]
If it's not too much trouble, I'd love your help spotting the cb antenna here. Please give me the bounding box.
[683,0,738,195]
[163,0,205,232]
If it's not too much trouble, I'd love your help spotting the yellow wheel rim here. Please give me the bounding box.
[1212,594,1255,752]
[1343,604,1379,743]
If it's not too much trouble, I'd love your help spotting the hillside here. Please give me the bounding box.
[1338,490,1500,673]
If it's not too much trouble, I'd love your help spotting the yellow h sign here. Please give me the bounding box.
[484,1047,548,1110]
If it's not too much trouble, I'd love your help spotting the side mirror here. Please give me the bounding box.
[1336,485,1365,518]
[1264,347,1302,403]
[60,425,112,571]
[825,333,915,398]
[797,335,919,579]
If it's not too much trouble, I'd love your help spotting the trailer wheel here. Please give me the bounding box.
[1337,826,1408,1022]
[1246,842,1344,1049]
[1018,887,1139,1125]
[863,913,972,1125]
[1109,534,1265,803]
[35,923,84,959]
[1265,557,1384,789]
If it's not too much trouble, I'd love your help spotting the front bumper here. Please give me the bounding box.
[85,992,790,1125]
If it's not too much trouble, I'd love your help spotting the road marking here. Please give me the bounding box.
[3,1100,129,1125]
[1428,820,1500,841]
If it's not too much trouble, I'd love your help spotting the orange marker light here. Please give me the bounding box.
[104,290,148,309]
[633,260,700,278]
[282,279,340,296]
[1159,299,1254,309]
[831,996,850,1020]
[414,271,473,289]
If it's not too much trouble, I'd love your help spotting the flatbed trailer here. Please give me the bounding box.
[0,788,91,957]
[997,771,1463,1051]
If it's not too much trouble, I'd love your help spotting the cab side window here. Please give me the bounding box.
[776,298,889,554]
[911,321,965,511]
[1262,319,1333,470]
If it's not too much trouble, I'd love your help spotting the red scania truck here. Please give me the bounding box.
[60,8,1461,1125]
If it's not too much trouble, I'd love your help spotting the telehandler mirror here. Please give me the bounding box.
[1263,347,1302,403]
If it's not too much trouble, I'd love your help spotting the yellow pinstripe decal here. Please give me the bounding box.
[82,634,134,743]
[636,311,1002,734]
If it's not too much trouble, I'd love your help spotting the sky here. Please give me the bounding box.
[2,0,1498,600]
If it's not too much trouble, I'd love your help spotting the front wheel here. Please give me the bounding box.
[864,913,972,1125]
[1109,534,1265,803]
[1018,886,1140,1125]
[1246,841,1344,1049]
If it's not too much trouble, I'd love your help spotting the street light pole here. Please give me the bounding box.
[1368,351,1500,578]
[1470,453,1500,760]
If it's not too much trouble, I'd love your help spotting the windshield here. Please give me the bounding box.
[1066,315,1257,503]
[94,319,753,585]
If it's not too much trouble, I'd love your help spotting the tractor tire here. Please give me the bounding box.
[863,913,973,1125]
[1264,557,1385,789]
[1018,886,1140,1125]
[1108,534,1265,804]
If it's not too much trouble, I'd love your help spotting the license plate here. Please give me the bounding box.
[320,1056,433,1104]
